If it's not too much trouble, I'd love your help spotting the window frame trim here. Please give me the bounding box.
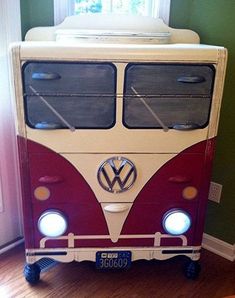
[54,0,171,25]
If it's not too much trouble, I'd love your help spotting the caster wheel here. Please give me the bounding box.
[184,261,201,279]
[24,263,41,284]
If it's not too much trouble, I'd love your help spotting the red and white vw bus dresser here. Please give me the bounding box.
[10,16,227,283]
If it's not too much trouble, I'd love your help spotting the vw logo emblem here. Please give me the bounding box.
[97,157,137,193]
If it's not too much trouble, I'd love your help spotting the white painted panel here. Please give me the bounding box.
[0,0,23,247]
[0,176,3,213]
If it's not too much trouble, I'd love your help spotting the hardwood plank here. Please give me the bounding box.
[0,244,234,298]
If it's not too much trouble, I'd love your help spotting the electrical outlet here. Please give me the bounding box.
[208,182,222,203]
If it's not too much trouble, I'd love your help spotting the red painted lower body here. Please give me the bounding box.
[18,137,216,250]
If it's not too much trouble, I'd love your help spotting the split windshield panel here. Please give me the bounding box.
[123,63,215,130]
[23,62,116,129]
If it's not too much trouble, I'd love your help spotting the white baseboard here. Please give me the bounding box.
[202,233,235,262]
[0,238,24,255]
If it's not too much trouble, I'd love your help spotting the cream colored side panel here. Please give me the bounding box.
[208,49,228,139]
[62,153,176,203]
[10,44,26,138]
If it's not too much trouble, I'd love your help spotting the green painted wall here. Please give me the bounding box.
[20,0,54,39]
[170,0,235,244]
[20,0,235,244]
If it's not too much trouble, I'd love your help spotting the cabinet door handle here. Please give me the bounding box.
[39,176,64,184]
[35,122,63,130]
[177,76,205,83]
[104,204,130,213]
[32,72,61,80]
[173,123,200,130]
[168,175,192,183]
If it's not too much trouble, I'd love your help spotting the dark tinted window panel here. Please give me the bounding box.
[124,64,214,96]
[23,62,116,129]
[23,62,116,95]
[123,63,214,129]
[25,95,115,129]
[123,97,211,128]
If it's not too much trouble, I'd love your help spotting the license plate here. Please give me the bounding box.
[96,251,132,269]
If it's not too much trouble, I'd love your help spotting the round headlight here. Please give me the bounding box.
[162,209,191,235]
[38,210,67,237]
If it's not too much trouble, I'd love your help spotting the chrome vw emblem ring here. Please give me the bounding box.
[97,157,137,193]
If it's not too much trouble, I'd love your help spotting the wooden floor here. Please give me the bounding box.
[0,244,234,298]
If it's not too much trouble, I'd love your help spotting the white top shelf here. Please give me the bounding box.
[25,14,200,44]
[55,29,171,44]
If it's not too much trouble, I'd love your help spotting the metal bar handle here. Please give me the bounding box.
[173,123,200,130]
[35,122,63,130]
[177,76,205,83]
[32,72,61,80]
[39,175,64,184]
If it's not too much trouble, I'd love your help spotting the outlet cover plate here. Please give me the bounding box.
[208,181,222,203]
